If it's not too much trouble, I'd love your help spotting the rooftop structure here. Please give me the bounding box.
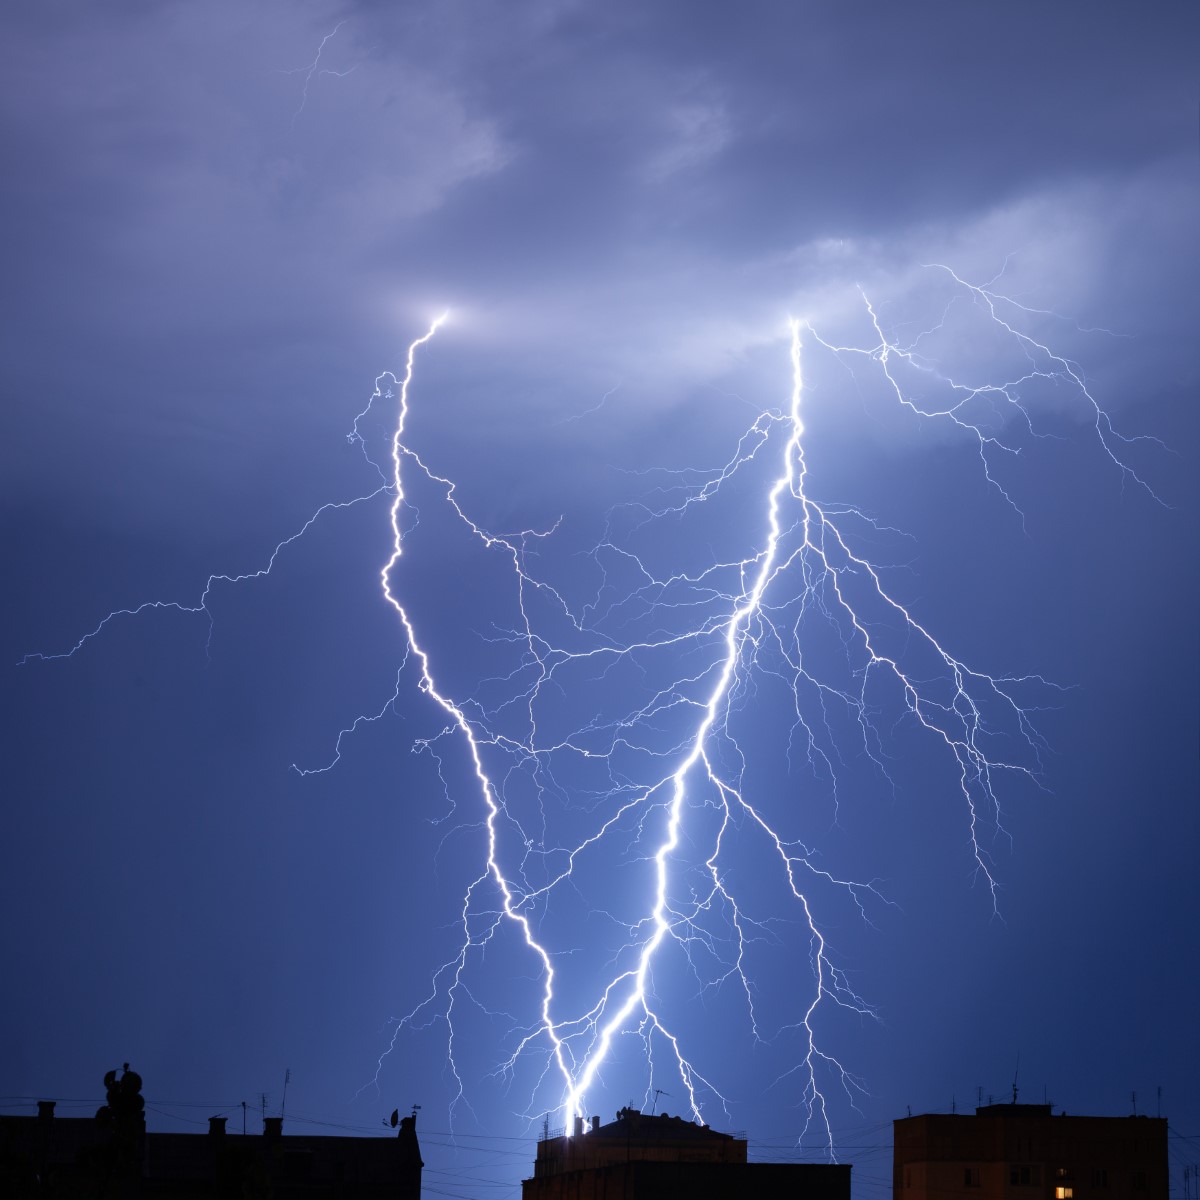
[894,1102,1168,1200]
[0,1067,422,1199]
[522,1106,851,1200]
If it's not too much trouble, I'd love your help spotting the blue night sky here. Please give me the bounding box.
[2,4,1197,1198]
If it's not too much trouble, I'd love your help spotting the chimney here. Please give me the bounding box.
[573,1116,583,1138]
[37,1101,55,1122]
[209,1117,227,1137]
[263,1117,282,1140]
[591,1115,600,1133]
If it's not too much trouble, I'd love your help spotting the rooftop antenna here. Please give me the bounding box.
[651,1089,669,1115]
[1156,1086,1161,1118]
[281,1069,291,1126]
[952,1095,957,1114]
[259,1093,268,1134]
[1012,1052,1020,1104]
[1131,1091,1137,1116]
[542,1113,549,1141]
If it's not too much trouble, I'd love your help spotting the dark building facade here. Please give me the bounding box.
[522,1106,852,1200]
[0,1070,422,1199]
[894,1103,1168,1200]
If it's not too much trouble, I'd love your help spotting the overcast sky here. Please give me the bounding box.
[3,4,1197,1198]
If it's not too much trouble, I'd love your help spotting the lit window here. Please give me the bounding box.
[1055,1188,1073,1199]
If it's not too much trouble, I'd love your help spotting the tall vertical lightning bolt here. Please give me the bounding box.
[364,312,602,1119]
[556,322,823,1124]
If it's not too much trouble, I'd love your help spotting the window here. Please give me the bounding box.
[1092,1169,1108,1188]
[964,1168,981,1188]
[1011,1166,1034,1187]
[1055,1188,1073,1199]
[1133,1172,1147,1191]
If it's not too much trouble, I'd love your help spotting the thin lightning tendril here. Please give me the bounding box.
[284,21,356,122]
[20,268,1156,1158]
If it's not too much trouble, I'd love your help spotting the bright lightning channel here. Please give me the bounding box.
[20,269,1154,1159]
[359,296,1054,1153]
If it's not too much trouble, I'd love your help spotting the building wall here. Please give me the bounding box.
[523,1109,850,1200]
[533,1133,746,1171]
[894,1106,1168,1200]
[0,1106,422,1200]
[523,1159,852,1200]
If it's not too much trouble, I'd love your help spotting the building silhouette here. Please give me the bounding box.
[521,1106,852,1200]
[894,1102,1168,1200]
[0,1067,423,1199]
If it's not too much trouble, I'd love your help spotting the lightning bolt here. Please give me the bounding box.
[20,267,1158,1160]
[284,20,356,122]
[355,296,1056,1154]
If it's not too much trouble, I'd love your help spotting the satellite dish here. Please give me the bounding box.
[390,1109,399,1128]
